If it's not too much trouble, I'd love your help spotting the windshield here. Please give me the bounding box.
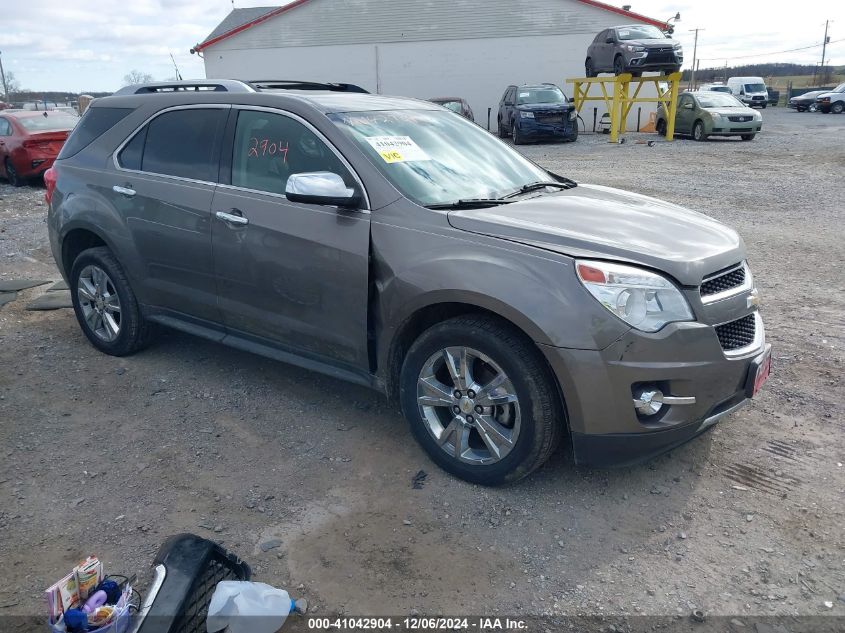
[834,82,845,93]
[328,110,550,206]
[436,101,463,113]
[616,25,666,40]
[17,112,78,131]
[697,93,744,108]
[709,86,731,93]
[517,87,565,105]
[744,83,766,93]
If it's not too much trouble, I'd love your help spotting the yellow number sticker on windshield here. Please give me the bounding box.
[365,136,430,163]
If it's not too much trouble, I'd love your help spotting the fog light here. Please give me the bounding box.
[32,159,46,168]
[634,388,663,415]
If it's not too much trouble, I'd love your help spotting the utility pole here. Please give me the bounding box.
[0,51,7,103]
[821,20,830,83]
[688,28,704,90]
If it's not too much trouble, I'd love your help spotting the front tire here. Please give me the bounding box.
[832,102,845,114]
[741,134,756,141]
[399,315,563,485]
[613,55,626,76]
[70,246,155,356]
[693,120,707,141]
[511,120,524,145]
[585,58,596,78]
[656,118,667,136]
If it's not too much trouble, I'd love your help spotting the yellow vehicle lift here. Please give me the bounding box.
[566,72,682,143]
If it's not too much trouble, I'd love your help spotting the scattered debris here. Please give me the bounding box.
[411,470,428,489]
[0,279,50,292]
[260,539,283,552]
[26,291,73,310]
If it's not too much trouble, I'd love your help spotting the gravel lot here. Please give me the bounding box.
[0,106,843,630]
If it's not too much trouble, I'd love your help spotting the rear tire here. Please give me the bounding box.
[498,117,508,138]
[70,246,156,356]
[4,158,22,187]
[399,315,563,485]
[693,120,707,141]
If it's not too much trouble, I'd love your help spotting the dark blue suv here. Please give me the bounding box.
[497,84,578,145]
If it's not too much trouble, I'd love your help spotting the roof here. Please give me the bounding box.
[192,0,667,53]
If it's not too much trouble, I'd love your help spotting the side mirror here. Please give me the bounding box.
[605,37,614,44]
[285,172,360,208]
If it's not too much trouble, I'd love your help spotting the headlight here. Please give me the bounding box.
[569,109,577,120]
[673,43,682,50]
[754,112,762,120]
[575,260,694,332]
[625,45,646,52]
[711,112,723,121]
[520,111,534,119]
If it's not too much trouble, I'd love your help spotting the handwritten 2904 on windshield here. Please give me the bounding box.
[248,138,289,161]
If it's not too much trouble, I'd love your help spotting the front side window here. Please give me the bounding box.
[328,109,549,206]
[517,87,566,105]
[118,108,224,181]
[231,109,352,196]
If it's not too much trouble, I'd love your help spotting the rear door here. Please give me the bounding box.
[111,105,228,322]
[210,106,372,370]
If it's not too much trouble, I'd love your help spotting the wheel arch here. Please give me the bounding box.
[381,297,563,409]
[60,225,111,278]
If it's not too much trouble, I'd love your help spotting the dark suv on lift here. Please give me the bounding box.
[47,80,770,486]
[585,24,683,77]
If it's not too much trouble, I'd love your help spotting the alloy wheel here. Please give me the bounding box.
[416,346,521,465]
[77,264,122,342]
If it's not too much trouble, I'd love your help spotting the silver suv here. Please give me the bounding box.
[585,24,683,77]
[46,80,770,485]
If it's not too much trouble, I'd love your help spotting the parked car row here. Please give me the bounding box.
[789,83,845,114]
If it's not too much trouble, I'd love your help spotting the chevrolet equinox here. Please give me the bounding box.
[46,80,771,485]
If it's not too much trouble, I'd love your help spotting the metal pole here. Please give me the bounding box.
[688,28,703,91]
[821,20,829,82]
[0,51,7,102]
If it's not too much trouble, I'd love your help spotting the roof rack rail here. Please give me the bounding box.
[113,80,255,95]
[248,80,369,94]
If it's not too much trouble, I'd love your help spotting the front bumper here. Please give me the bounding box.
[625,50,682,72]
[540,314,768,468]
[516,116,578,141]
[709,120,762,135]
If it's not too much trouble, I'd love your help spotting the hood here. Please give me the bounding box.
[704,107,757,117]
[816,90,844,99]
[629,38,679,47]
[447,184,745,286]
[517,102,573,111]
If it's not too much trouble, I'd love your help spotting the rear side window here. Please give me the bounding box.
[58,107,133,159]
[118,108,224,182]
[0,118,10,136]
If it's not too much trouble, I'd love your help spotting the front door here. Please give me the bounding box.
[110,106,228,322]
[675,94,695,134]
[210,107,372,370]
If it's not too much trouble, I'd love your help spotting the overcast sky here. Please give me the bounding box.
[2,0,843,93]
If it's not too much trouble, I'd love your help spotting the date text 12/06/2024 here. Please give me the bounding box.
[307,617,528,630]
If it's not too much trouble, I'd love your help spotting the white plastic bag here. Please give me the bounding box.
[206,581,293,633]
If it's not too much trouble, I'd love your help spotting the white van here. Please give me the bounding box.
[727,77,769,109]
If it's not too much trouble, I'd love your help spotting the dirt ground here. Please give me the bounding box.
[0,106,843,630]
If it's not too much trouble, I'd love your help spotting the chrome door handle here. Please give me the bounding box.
[112,185,136,197]
[215,211,249,226]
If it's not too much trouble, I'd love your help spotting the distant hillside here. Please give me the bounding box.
[6,90,112,104]
[682,62,844,84]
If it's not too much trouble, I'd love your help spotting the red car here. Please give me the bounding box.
[0,110,78,186]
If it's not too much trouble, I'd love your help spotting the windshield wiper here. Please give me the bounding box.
[502,181,574,199]
[425,198,516,210]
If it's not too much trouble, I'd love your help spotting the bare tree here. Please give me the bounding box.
[123,70,154,86]
[4,71,21,97]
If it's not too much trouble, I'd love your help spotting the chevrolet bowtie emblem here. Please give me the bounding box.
[747,289,761,308]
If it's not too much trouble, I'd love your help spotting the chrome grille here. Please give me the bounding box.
[701,265,746,297]
[728,115,753,122]
[715,314,756,351]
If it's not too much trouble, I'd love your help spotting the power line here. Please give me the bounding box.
[698,37,845,62]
